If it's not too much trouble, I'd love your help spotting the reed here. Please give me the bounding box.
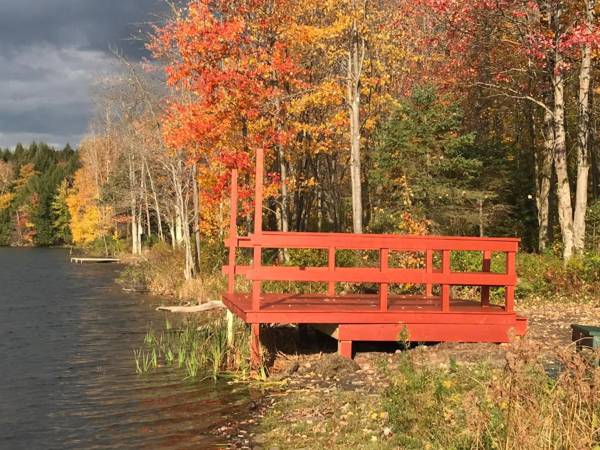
[134,316,252,380]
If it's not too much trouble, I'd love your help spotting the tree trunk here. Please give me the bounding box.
[129,155,141,256]
[145,162,164,242]
[168,215,176,248]
[537,108,554,252]
[192,164,202,272]
[278,148,290,234]
[276,148,290,263]
[573,0,595,253]
[552,21,575,260]
[141,161,152,239]
[478,198,485,237]
[347,18,364,234]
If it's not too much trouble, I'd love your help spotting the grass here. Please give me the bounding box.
[254,341,600,450]
[134,315,252,380]
[257,389,392,449]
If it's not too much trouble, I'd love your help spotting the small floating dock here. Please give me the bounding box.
[70,257,121,264]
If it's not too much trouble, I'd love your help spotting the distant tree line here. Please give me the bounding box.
[25,0,600,279]
[0,142,79,246]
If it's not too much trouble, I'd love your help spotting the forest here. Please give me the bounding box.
[5,0,600,276]
[0,143,78,246]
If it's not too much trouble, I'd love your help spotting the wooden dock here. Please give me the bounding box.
[222,147,528,367]
[70,257,120,264]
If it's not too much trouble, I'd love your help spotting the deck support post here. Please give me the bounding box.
[425,249,433,297]
[380,248,389,311]
[505,252,516,313]
[338,340,353,359]
[252,148,265,311]
[250,323,261,369]
[481,250,491,307]
[327,247,336,296]
[227,168,239,347]
[441,250,451,312]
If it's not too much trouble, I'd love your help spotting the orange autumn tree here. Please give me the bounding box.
[150,0,302,236]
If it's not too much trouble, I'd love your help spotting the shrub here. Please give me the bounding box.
[383,341,600,449]
[516,251,600,299]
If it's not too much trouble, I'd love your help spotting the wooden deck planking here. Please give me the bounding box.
[222,292,527,344]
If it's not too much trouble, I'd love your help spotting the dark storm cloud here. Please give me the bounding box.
[0,0,168,58]
[0,0,170,148]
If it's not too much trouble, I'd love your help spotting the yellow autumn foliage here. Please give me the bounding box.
[0,192,14,211]
[66,168,110,245]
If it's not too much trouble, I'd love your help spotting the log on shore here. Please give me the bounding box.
[156,301,226,313]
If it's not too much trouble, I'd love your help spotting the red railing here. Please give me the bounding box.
[224,154,519,317]
[224,231,518,314]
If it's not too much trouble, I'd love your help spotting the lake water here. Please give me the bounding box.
[0,248,249,449]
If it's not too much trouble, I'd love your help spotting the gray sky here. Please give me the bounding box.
[0,0,168,149]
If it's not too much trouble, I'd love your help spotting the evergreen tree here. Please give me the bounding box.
[52,179,72,244]
[371,87,503,236]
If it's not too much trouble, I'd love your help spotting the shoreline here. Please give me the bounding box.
[73,246,600,447]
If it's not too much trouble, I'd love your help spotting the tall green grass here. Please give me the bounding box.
[134,316,251,380]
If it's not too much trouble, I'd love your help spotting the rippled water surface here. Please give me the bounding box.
[0,248,249,449]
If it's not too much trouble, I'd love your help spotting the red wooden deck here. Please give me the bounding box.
[223,148,527,365]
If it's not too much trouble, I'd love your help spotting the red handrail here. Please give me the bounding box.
[225,151,519,316]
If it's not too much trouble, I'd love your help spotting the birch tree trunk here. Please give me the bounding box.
[552,15,575,260]
[276,148,290,263]
[347,13,365,234]
[573,0,595,253]
[192,163,201,272]
[278,148,289,234]
[145,162,164,242]
[141,160,152,238]
[129,154,141,256]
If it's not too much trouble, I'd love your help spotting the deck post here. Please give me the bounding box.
[505,251,516,313]
[425,249,433,297]
[481,250,491,307]
[338,340,353,359]
[227,169,239,347]
[441,250,451,312]
[380,248,389,311]
[328,247,336,296]
[252,148,265,311]
[250,323,261,368]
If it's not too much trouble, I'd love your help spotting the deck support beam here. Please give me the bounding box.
[250,323,261,369]
[338,340,353,359]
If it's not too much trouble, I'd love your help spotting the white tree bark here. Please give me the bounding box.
[347,16,365,234]
[129,154,141,256]
[573,0,595,253]
[552,16,575,260]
